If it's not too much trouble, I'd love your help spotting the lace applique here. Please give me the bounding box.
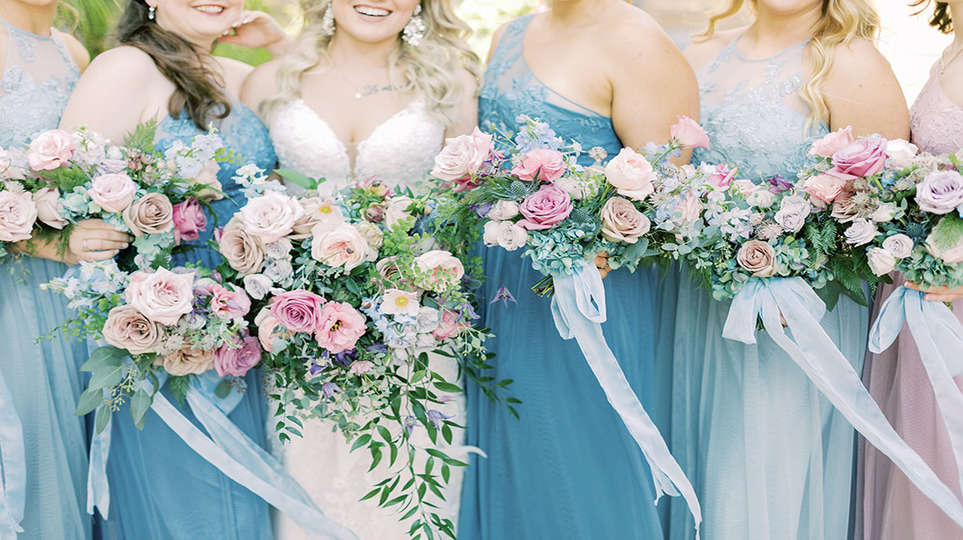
[911,65,963,155]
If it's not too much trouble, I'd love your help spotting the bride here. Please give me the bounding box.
[241,0,478,537]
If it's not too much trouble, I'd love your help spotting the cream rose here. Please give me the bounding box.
[486,200,520,221]
[736,240,777,277]
[311,222,369,271]
[218,217,266,275]
[290,197,344,239]
[27,129,74,171]
[600,196,650,244]
[89,173,138,213]
[240,191,304,244]
[125,268,195,325]
[431,127,492,184]
[33,187,67,229]
[483,220,528,251]
[191,159,224,202]
[0,190,37,242]
[102,305,163,354]
[885,139,919,170]
[123,193,174,237]
[159,347,214,376]
[604,147,655,201]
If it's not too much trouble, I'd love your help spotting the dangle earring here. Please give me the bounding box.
[320,6,335,37]
[148,4,156,20]
[402,4,426,47]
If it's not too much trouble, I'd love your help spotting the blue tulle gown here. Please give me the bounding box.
[459,15,673,539]
[97,99,278,540]
[666,36,868,540]
[0,18,92,540]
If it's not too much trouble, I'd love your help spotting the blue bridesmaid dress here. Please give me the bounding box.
[666,36,868,540]
[97,98,278,540]
[0,18,92,540]
[459,15,673,539]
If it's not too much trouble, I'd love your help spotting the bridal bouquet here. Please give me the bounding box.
[0,123,228,267]
[214,175,500,538]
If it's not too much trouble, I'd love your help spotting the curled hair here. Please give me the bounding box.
[699,0,880,130]
[911,1,953,33]
[263,0,480,126]
[116,0,229,130]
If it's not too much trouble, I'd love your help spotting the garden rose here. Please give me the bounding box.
[736,240,777,277]
[255,307,286,353]
[605,148,655,200]
[511,148,566,183]
[886,139,919,170]
[315,301,366,354]
[270,290,326,334]
[486,200,520,221]
[102,305,163,355]
[867,247,897,276]
[670,116,710,148]
[829,135,888,179]
[882,233,914,259]
[431,127,492,190]
[27,129,74,170]
[172,197,207,243]
[915,170,963,215]
[600,196,650,243]
[123,192,174,237]
[33,187,67,229]
[89,173,137,213]
[290,197,343,239]
[925,226,963,264]
[125,268,195,325]
[808,126,855,158]
[213,334,262,377]
[803,173,848,206]
[483,220,528,251]
[679,192,704,222]
[517,184,573,230]
[432,309,467,340]
[844,218,878,246]
[310,222,369,271]
[208,284,251,319]
[0,190,37,242]
[219,217,265,275]
[159,347,214,376]
[381,288,421,316]
[413,250,465,289]
[240,191,303,244]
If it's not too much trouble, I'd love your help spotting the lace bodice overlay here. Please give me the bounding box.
[479,15,622,165]
[0,18,79,148]
[691,35,828,181]
[269,97,445,196]
[911,63,963,154]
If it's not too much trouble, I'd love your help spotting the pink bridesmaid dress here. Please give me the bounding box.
[861,60,963,540]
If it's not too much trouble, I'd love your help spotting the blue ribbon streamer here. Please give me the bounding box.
[550,264,702,538]
[869,286,963,496]
[0,373,24,537]
[723,277,963,527]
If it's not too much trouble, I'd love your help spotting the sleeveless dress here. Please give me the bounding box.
[667,35,867,540]
[459,15,672,539]
[0,19,91,540]
[267,95,460,540]
[98,98,278,540]
[860,61,963,540]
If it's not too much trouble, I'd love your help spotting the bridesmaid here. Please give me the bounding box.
[668,1,909,539]
[60,1,286,538]
[861,2,963,539]
[459,1,698,539]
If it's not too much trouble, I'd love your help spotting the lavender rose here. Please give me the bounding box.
[270,290,326,334]
[736,240,777,277]
[844,218,878,246]
[867,247,897,276]
[915,170,963,215]
[214,334,262,378]
[102,305,163,355]
[517,184,573,230]
[882,233,914,259]
[600,196,650,244]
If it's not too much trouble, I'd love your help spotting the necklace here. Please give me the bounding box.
[940,40,963,75]
[353,83,404,100]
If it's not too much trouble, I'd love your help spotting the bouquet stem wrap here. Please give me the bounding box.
[723,277,963,527]
[87,371,356,540]
[0,374,24,537]
[549,264,702,537]
[869,286,963,497]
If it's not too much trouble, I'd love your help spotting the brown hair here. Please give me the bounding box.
[116,0,229,130]
[911,1,953,33]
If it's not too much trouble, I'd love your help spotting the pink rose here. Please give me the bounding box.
[159,347,214,376]
[705,164,737,189]
[808,126,855,158]
[270,290,326,334]
[0,190,37,242]
[511,149,566,183]
[600,196,650,243]
[125,268,195,325]
[123,193,174,237]
[670,116,710,149]
[239,191,303,244]
[604,148,656,200]
[829,135,888,179]
[208,283,251,319]
[89,173,137,213]
[102,305,163,355]
[214,334,262,377]
[27,129,74,171]
[517,184,573,230]
[310,222,369,271]
[172,197,208,243]
[432,309,467,341]
[255,307,287,353]
[314,301,366,354]
[803,173,849,206]
[33,187,67,229]
[431,127,493,191]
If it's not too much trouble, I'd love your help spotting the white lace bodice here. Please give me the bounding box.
[269,97,445,196]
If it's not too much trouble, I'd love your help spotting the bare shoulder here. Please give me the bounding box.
[601,5,672,52]
[83,45,164,88]
[455,66,478,96]
[239,58,282,113]
[823,38,897,87]
[683,28,740,71]
[214,55,255,95]
[53,30,90,70]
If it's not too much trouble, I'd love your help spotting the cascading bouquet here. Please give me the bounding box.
[213,174,503,539]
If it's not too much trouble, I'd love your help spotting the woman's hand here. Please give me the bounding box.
[905,281,963,303]
[218,11,291,57]
[67,219,132,264]
[594,251,610,279]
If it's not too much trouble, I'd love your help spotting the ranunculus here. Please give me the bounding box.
[33,187,67,229]
[125,268,195,325]
[172,197,207,243]
[240,191,303,244]
[381,288,421,316]
[482,220,528,251]
[123,192,174,237]
[213,334,262,377]
[605,148,655,200]
[517,184,573,230]
[486,200,520,221]
[191,159,224,202]
[102,305,163,355]
[803,173,848,205]
[736,239,777,277]
[886,139,919,170]
[915,170,963,215]
[354,221,384,255]
[925,225,963,264]
[255,307,286,353]
[315,301,366,354]
[511,148,566,183]
[600,196,650,244]
[432,309,467,340]
[219,217,266,275]
[431,127,492,191]
[270,290,326,334]
[413,249,464,289]
[0,190,37,242]
[670,116,710,148]
[27,129,74,170]
[867,247,897,276]
[808,126,855,158]
[208,283,251,319]
[829,135,888,179]
[844,218,878,246]
[290,197,343,239]
[311,222,369,272]
[385,196,414,229]
[89,173,137,213]
[882,233,914,259]
[159,347,214,376]
[704,163,737,189]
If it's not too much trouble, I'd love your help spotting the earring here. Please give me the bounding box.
[148,5,156,20]
[320,6,335,36]
[402,4,425,47]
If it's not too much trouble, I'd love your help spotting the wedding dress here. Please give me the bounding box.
[267,95,465,540]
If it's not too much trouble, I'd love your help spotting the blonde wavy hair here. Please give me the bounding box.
[263,0,480,126]
[699,0,879,129]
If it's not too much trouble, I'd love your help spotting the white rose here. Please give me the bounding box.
[870,202,899,223]
[867,247,897,276]
[746,190,776,208]
[239,191,304,244]
[483,220,501,247]
[487,200,520,221]
[885,139,919,170]
[882,233,914,259]
[844,218,878,246]
[775,208,806,233]
[484,220,527,251]
[242,274,273,300]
